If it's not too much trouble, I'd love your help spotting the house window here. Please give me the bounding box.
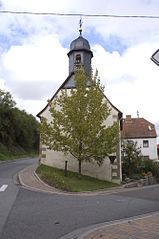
[143,140,149,148]
[128,140,134,144]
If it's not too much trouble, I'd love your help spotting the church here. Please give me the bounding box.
[37,27,123,184]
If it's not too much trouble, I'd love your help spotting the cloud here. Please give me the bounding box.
[1,0,72,12]
[0,0,159,131]
[14,97,47,118]
[92,42,159,124]
[1,0,159,47]
[0,78,6,90]
[1,34,68,100]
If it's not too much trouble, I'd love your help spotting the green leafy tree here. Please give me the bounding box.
[122,141,142,177]
[0,90,16,144]
[0,89,16,108]
[0,89,39,153]
[39,68,119,176]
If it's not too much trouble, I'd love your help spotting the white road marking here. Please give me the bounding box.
[0,184,8,192]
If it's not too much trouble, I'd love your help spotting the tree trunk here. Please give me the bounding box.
[78,160,82,178]
[78,142,82,177]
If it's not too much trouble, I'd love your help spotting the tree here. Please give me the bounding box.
[0,90,16,144]
[122,141,142,177]
[0,89,16,108]
[0,89,39,152]
[39,68,119,176]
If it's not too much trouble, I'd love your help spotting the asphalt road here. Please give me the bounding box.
[0,157,39,237]
[0,157,159,239]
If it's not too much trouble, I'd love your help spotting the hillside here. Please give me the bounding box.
[0,89,39,160]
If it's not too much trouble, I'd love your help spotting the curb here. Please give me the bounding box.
[18,164,125,196]
[59,211,159,239]
[18,164,159,196]
[34,170,125,195]
[16,164,159,239]
[18,167,40,191]
[18,165,58,194]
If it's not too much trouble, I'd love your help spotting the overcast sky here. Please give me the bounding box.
[0,0,159,138]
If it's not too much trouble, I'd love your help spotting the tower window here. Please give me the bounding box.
[76,54,81,62]
[74,54,82,69]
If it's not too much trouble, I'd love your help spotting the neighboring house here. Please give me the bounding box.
[121,115,158,160]
[37,31,123,184]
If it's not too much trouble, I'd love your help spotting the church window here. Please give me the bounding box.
[76,54,81,62]
[74,54,82,69]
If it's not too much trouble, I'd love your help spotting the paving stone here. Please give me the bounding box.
[84,215,159,239]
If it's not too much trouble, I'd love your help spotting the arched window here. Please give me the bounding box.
[76,54,81,62]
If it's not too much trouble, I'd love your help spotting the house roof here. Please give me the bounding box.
[37,72,74,118]
[121,115,157,139]
[37,71,123,119]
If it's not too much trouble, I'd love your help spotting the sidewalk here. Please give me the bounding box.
[18,164,62,194]
[18,164,128,195]
[18,164,159,239]
[82,213,159,239]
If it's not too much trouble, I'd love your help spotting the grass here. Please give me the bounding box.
[36,164,120,192]
[0,153,38,161]
[0,143,38,161]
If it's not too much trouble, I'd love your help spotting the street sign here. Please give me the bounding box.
[151,49,159,66]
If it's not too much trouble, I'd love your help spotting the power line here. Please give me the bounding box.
[0,10,159,19]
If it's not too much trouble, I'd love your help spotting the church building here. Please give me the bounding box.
[37,28,123,184]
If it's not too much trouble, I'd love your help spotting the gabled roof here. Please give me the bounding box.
[121,115,157,139]
[37,72,74,118]
[37,72,122,119]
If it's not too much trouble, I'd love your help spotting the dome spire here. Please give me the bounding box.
[79,17,83,36]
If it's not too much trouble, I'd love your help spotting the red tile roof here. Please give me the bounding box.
[121,116,157,139]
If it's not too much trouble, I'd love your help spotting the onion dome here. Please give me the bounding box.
[68,36,93,57]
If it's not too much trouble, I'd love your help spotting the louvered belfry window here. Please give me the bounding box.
[74,54,82,69]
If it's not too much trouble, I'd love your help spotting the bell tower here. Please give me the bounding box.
[61,20,93,89]
[67,20,93,77]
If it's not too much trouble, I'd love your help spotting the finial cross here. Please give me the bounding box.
[79,17,83,35]
[79,17,83,28]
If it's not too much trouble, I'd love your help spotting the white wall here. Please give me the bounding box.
[125,138,157,160]
[41,149,112,181]
[39,89,122,183]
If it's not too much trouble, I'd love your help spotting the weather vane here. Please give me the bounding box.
[79,16,83,35]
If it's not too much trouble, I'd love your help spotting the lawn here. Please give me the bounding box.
[36,164,120,192]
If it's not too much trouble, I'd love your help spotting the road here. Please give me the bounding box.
[0,157,159,239]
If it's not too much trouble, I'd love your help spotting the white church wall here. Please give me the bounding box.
[41,148,112,181]
[40,89,121,183]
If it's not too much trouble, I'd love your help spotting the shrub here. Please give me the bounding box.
[130,173,143,180]
[141,159,159,178]
[122,141,142,177]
